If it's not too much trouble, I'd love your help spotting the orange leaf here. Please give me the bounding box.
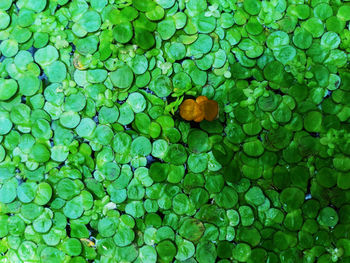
[196,96,208,104]
[199,100,219,121]
[179,99,199,121]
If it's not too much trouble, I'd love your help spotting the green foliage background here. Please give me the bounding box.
[0,0,350,262]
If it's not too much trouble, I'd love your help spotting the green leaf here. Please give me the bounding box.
[17,182,36,203]
[62,238,82,257]
[244,186,265,206]
[149,75,173,97]
[113,226,135,246]
[113,21,133,43]
[179,218,205,242]
[156,240,176,262]
[0,178,17,204]
[279,187,305,212]
[233,243,251,262]
[30,143,51,163]
[34,45,59,66]
[98,217,117,237]
[196,242,217,263]
[63,196,84,219]
[0,39,18,57]
[0,79,18,100]
[317,207,339,227]
[139,245,157,263]
[45,61,67,83]
[157,17,176,40]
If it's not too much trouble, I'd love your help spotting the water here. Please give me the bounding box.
[145,87,154,94]
[39,73,48,81]
[324,90,332,98]
[93,115,99,124]
[146,155,155,165]
[69,43,76,55]
[27,46,37,55]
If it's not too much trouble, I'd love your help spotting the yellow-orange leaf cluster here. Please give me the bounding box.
[179,96,219,122]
